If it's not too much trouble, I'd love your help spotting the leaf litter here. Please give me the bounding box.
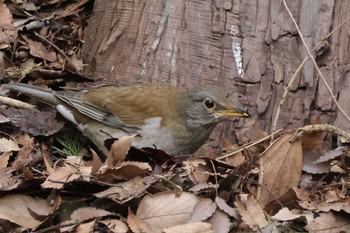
[0,1,349,232]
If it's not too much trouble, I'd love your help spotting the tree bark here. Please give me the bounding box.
[82,0,350,144]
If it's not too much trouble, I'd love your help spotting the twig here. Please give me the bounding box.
[272,2,350,136]
[0,95,35,109]
[291,124,350,143]
[33,31,81,74]
[217,128,283,160]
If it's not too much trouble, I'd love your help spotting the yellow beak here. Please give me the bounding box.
[215,109,250,118]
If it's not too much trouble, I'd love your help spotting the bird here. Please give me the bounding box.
[3,83,250,156]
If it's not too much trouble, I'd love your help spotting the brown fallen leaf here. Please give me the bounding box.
[0,138,20,152]
[0,194,52,228]
[0,151,11,167]
[75,220,95,233]
[306,211,350,233]
[2,107,64,136]
[215,196,240,219]
[182,159,210,184]
[105,135,134,167]
[258,133,303,207]
[271,207,301,221]
[235,194,268,231]
[94,176,150,204]
[189,198,217,223]
[0,1,17,48]
[128,207,151,233]
[136,192,199,233]
[41,166,80,189]
[209,209,231,233]
[22,35,57,62]
[163,222,213,233]
[69,207,115,222]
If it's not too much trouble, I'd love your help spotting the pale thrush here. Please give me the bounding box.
[4,83,249,155]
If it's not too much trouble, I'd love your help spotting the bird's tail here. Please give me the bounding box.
[3,83,60,106]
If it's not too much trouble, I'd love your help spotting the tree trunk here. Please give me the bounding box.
[82,0,350,145]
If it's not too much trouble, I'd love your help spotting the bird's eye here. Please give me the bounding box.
[204,99,215,109]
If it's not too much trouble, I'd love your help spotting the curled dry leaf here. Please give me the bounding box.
[235,194,268,231]
[105,135,134,167]
[258,133,303,207]
[136,192,199,233]
[0,194,52,228]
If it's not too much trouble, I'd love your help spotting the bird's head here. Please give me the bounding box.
[182,84,250,129]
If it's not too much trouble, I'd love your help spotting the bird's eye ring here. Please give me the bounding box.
[204,99,215,109]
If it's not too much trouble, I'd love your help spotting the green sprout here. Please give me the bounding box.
[52,129,84,156]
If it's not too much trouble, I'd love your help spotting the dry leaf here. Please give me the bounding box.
[259,133,303,207]
[136,192,199,233]
[0,151,10,167]
[0,138,20,152]
[220,137,245,166]
[183,159,210,184]
[189,183,219,193]
[84,149,102,175]
[302,151,330,174]
[163,222,212,233]
[315,147,344,163]
[127,207,151,233]
[209,209,231,233]
[215,196,240,219]
[235,194,268,231]
[2,107,64,136]
[0,194,52,228]
[105,135,134,166]
[0,168,20,190]
[300,117,325,152]
[271,207,300,221]
[41,166,80,189]
[0,1,17,48]
[70,207,114,222]
[75,220,95,233]
[306,212,350,233]
[94,176,150,204]
[98,161,151,182]
[22,35,57,62]
[189,198,217,223]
